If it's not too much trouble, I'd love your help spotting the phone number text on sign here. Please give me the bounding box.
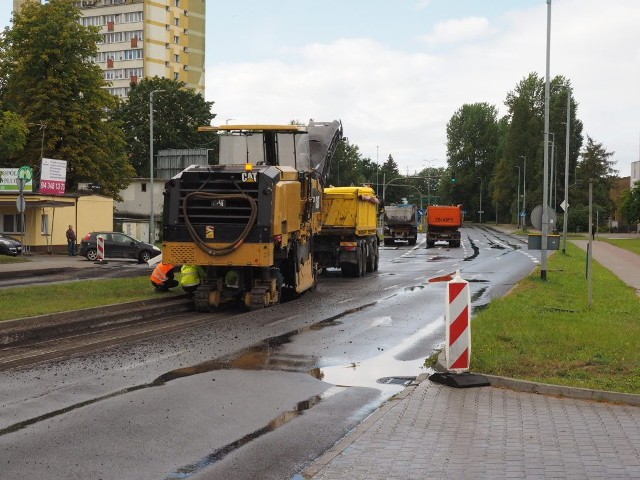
[40,180,66,195]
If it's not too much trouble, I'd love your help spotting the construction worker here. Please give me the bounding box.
[150,262,179,291]
[180,264,205,296]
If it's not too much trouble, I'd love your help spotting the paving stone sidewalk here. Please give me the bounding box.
[304,233,640,479]
[305,378,640,479]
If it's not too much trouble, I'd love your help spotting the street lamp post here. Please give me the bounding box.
[478,177,483,223]
[515,166,521,228]
[520,155,527,230]
[562,89,571,254]
[376,146,379,195]
[149,89,165,244]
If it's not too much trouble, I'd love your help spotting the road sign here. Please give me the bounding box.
[16,196,26,213]
[560,200,568,212]
[530,205,557,231]
[477,210,484,214]
[17,165,33,182]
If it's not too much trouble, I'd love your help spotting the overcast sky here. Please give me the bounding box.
[3,0,639,176]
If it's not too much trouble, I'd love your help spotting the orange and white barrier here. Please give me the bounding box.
[445,270,471,372]
[96,235,106,263]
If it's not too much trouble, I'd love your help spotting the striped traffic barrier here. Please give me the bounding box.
[445,270,470,372]
[95,235,108,264]
[429,270,490,388]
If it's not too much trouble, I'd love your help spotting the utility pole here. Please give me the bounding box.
[562,89,571,254]
[149,89,165,244]
[541,0,552,280]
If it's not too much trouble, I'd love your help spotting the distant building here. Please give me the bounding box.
[12,0,205,98]
[632,160,640,188]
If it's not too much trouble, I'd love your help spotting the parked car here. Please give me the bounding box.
[0,233,23,256]
[80,232,161,263]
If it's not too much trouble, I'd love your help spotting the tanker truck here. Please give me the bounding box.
[425,204,463,248]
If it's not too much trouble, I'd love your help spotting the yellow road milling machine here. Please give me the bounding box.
[161,121,342,311]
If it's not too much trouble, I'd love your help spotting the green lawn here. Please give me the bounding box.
[471,242,640,394]
[0,276,183,321]
[598,237,640,256]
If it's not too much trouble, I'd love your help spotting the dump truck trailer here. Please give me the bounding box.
[383,203,418,245]
[425,205,463,248]
[314,186,380,277]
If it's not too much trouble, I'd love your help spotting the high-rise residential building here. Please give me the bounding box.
[12,0,205,98]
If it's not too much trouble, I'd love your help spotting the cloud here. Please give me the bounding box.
[419,17,492,48]
[206,0,640,176]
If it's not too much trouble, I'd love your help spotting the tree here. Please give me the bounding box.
[0,0,134,199]
[620,184,640,226]
[575,135,617,210]
[328,140,369,188]
[494,73,583,225]
[0,110,28,160]
[112,77,218,177]
[445,102,501,219]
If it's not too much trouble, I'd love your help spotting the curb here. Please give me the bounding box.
[302,372,429,478]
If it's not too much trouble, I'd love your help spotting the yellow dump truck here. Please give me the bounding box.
[314,186,380,277]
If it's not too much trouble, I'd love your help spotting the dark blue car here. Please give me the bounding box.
[0,233,23,256]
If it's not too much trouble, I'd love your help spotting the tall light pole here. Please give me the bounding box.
[477,177,483,223]
[541,0,552,280]
[149,89,165,243]
[548,132,555,211]
[515,166,521,228]
[520,155,527,230]
[376,146,379,195]
[562,88,571,254]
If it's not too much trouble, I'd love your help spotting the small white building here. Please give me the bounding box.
[114,178,165,243]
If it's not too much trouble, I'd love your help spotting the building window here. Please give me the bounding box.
[175,0,180,7]
[174,54,180,62]
[174,18,180,26]
[2,214,22,233]
[41,214,50,235]
[174,35,180,44]
[141,183,147,192]
[174,72,179,80]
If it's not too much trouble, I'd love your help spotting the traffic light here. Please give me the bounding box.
[451,175,456,183]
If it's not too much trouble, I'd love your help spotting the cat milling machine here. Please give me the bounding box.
[161,121,343,311]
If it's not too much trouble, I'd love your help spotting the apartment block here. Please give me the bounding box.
[12,0,205,98]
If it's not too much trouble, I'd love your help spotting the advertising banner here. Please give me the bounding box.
[40,158,67,195]
[0,168,34,193]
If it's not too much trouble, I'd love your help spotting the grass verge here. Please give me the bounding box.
[598,237,640,256]
[0,276,183,322]
[471,242,640,394]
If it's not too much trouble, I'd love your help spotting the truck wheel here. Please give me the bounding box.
[341,263,357,278]
[408,236,417,246]
[366,242,374,273]
[426,241,435,249]
[373,242,379,271]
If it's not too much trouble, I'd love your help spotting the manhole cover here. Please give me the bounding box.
[376,376,416,386]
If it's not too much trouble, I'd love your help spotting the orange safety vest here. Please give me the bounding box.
[151,263,174,285]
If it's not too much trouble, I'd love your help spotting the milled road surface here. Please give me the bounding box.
[0,227,539,479]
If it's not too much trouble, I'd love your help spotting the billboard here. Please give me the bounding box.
[0,168,34,193]
[40,158,67,195]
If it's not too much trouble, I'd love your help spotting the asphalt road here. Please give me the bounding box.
[0,227,539,480]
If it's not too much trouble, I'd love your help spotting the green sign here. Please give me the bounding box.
[18,165,33,182]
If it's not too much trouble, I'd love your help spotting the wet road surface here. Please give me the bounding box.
[0,227,538,479]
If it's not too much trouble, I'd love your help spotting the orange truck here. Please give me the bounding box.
[425,205,463,248]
